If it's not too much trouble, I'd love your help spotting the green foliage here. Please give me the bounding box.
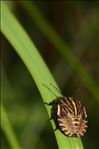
[1,2,84,149]
[1,1,99,149]
[1,104,21,149]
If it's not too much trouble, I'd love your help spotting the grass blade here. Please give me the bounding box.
[1,2,84,149]
[1,104,21,149]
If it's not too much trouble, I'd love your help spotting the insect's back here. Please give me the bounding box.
[51,96,88,137]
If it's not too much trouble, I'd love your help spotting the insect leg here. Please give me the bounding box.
[54,128,58,131]
[48,114,54,121]
[44,100,55,106]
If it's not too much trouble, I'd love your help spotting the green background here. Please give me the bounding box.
[1,1,99,149]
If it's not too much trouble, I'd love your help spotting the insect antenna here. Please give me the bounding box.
[49,83,63,96]
[42,83,58,98]
[72,86,86,101]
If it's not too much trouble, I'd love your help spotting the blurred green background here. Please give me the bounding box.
[1,1,99,149]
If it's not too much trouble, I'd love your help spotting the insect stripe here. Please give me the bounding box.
[60,101,74,115]
[68,107,74,114]
[64,103,74,114]
[57,104,61,115]
[59,123,65,126]
[64,97,74,110]
[64,97,77,115]
[61,101,71,113]
[62,127,67,131]
[69,97,77,115]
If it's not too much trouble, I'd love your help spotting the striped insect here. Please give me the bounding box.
[44,84,88,137]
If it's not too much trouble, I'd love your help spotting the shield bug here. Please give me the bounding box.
[44,84,88,137]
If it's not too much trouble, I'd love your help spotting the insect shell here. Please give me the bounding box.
[50,96,88,137]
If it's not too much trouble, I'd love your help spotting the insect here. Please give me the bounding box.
[44,84,88,137]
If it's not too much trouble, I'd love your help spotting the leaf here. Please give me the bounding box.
[1,104,21,149]
[1,2,84,149]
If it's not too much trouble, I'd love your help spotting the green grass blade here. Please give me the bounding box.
[20,1,99,102]
[1,2,84,149]
[1,104,21,149]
